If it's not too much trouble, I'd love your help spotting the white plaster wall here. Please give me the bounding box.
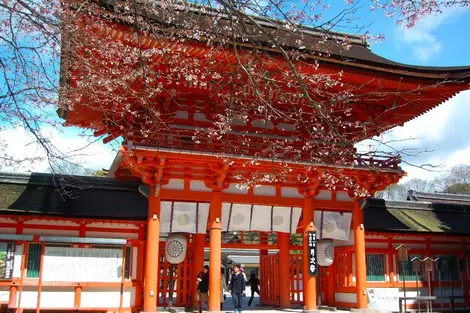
[190,180,211,192]
[281,187,302,198]
[315,190,331,200]
[336,191,353,202]
[13,244,23,278]
[163,179,185,190]
[87,222,138,230]
[0,217,16,223]
[132,247,138,280]
[24,220,78,227]
[366,242,388,249]
[0,228,17,234]
[253,185,275,196]
[335,292,357,303]
[430,244,461,250]
[366,235,388,240]
[18,290,38,308]
[224,183,248,194]
[392,242,426,250]
[86,231,138,240]
[0,286,9,303]
[40,288,75,308]
[81,287,135,308]
[23,229,79,237]
[194,112,209,122]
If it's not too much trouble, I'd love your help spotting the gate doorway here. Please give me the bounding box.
[260,254,280,306]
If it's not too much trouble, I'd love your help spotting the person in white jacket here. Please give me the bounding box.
[240,267,247,297]
[221,267,227,310]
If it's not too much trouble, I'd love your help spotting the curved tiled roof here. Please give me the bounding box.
[366,198,470,234]
[408,190,470,205]
[2,172,470,235]
[95,0,470,80]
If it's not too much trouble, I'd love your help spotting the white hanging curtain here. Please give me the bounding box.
[222,203,302,233]
[314,210,352,241]
[160,201,210,234]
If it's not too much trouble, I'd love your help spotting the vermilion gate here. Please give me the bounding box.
[260,254,280,306]
[158,249,192,307]
[290,254,303,305]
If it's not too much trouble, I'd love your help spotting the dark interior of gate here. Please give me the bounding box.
[156,231,330,310]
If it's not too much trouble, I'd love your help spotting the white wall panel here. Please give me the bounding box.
[87,222,138,230]
[335,292,356,303]
[190,180,211,192]
[81,288,134,308]
[25,220,78,227]
[224,183,248,195]
[13,244,23,278]
[0,228,18,234]
[0,287,9,303]
[336,191,353,202]
[253,186,275,196]
[19,290,38,308]
[23,229,79,237]
[86,231,137,239]
[40,289,75,308]
[132,247,138,280]
[163,179,185,190]
[280,187,302,198]
[315,190,331,200]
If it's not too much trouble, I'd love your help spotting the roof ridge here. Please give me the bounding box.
[0,171,139,191]
[412,190,470,202]
[133,0,368,45]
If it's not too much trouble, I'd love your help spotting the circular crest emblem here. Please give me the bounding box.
[165,234,187,264]
[167,239,184,258]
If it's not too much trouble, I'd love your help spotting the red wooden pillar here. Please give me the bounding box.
[353,200,367,309]
[191,234,206,308]
[326,262,335,306]
[143,187,161,313]
[9,285,17,308]
[136,230,146,309]
[347,251,354,286]
[388,237,395,285]
[74,286,82,308]
[279,232,291,308]
[460,240,468,305]
[208,191,222,311]
[260,232,268,257]
[303,197,317,311]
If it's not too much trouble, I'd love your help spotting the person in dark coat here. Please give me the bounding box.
[196,265,210,313]
[247,271,260,306]
[228,264,246,313]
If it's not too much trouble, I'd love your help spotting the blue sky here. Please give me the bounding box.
[3,3,470,181]
[360,5,470,181]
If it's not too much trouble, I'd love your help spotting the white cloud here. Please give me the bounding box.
[360,90,470,183]
[0,126,117,174]
[396,7,468,63]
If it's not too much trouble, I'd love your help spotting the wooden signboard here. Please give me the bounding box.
[412,258,421,272]
[396,245,409,262]
[1,244,16,280]
[423,258,434,272]
[307,231,317,276]
[42,246,123,282]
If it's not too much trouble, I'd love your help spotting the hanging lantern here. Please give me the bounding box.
[317,239,334,267]
[165,234,187,264]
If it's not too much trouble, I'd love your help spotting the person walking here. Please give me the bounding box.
[229,264,246,313]
[220,267,227,310]
[247,271,260,306]
[196,265,210,313]
[239,267,247,297]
